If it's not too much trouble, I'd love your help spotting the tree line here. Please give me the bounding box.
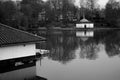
[0,0,120,31]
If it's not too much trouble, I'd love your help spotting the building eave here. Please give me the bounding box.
[0,39,46,48]
[0,23,46,48]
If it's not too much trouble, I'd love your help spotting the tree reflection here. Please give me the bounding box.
[40,30,120,63]
[45,31,101,63]
[104,31,120,57]
[79,38,99,60]
[46,32,78,64]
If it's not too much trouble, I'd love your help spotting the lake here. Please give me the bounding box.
[1,29,120,80]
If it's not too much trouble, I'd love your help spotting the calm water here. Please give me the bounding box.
[1,30,120,80]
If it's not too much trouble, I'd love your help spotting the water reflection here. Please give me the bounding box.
[104,31,120,57]
[46,34,78,64]
[1,30,120,80]
[37,30,120,62]
[76,30,94,37]
[0,60,36,80]
[79,41,99,60]
[0,58,47,80]
[36,30,120,80]
[0,66,36,80]
[76,31,99,60]
[40,30,101,62]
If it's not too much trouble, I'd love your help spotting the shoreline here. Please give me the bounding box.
[38,27,120,31]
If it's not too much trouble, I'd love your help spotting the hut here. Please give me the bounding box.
[0,23,45,61]
[76,18,94,28]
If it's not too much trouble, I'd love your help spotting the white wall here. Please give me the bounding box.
[86,23,94,28]
[76,23,94,28]
[0,44,36,60]
[76,24,84,28]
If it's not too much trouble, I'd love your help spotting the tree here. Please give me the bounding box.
[0,1,17,26]
[105,0,120,27]
[20,0,44,29]
[62,0,77,22]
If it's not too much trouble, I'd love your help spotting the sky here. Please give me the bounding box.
[97,0,109,8]
[74,0,109,8]
[42,0,110,8]
[74,0,120,8]
[12,0,120,9]
[42,0,48,2]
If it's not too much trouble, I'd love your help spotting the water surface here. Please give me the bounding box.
[1,30,120,80]
[37,30,120,80]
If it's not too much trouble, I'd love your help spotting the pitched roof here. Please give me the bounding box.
[80,18,90,23]
[0,23,45,47]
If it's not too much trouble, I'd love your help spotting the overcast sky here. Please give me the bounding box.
[74,0,109,8]
[12,0,120,9]
[97,0,109,8]
[42,0,110,8]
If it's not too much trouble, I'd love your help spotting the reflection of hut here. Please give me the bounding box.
[76,18,94,28]
[76,31,94,37]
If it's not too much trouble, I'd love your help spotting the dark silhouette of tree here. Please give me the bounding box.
[0,1,17,26]
[1,0,120,30]
[20,0,45,30]
[62,0,77,22]
[105,0,120,27]
[0,1,3,22]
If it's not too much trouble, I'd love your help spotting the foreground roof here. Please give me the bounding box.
[0,23,45,47]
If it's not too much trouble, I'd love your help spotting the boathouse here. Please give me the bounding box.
[0,23,45,61]
[76,18,94,28]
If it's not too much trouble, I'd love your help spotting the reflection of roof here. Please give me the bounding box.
[0,23,45,47]
[80,18,90,23]
[80,37,88,41]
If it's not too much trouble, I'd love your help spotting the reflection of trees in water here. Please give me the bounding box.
[45,31,101,62]
[46,34,78,64]
[43,30,120,62]
[77,30,120,59]
[79,38,100,60]
[104,31,120,57]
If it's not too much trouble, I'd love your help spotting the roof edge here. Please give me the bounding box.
[0,23,46,40]
[0,40,46,48]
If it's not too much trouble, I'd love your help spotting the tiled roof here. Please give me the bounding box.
[0,23,45,47]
